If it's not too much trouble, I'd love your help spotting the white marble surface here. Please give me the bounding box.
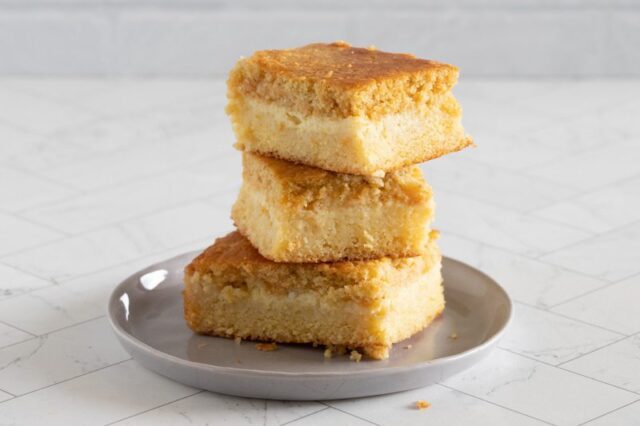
[0,78,639,425]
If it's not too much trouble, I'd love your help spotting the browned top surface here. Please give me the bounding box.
[185,231,440,283]
[245,42,456,88]
[186,231,382,274]
[188,231,268,269]
[244,152,432,206]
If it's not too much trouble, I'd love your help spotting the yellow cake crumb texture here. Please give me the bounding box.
[231,151,436,262]
[185,231,441,295]
[349,350,363,362]
[227,42,460,119]
[242,151,432,207]
[183,232,445,360]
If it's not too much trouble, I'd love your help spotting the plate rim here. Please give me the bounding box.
[107,251,512,379]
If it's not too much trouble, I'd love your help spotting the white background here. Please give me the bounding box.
[0,0,638,77]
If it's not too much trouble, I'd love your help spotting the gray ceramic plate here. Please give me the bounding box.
[108,251,511,400]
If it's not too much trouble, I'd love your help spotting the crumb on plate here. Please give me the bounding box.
[255,342,278,352]
[350,350,363,362]
[449,332,458,340]
[234,336,242,344]
[326,345,347,356]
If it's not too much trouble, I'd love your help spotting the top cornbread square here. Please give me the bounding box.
[229,41,457,119]
[227,42,473,176]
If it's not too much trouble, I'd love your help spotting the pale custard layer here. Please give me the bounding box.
[183,231,444,359]
[228,96,472,176]
[231,152,435,262]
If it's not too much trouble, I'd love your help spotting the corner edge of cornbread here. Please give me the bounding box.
[183,231,445,360]
[231,152,435,262]
[227,41,459,118]
[226,42,472,175]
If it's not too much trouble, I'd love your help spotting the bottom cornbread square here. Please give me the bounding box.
[183,231,444,360]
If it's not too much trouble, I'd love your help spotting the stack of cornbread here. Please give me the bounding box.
[183,42,472,360]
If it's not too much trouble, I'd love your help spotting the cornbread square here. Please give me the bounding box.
[232,152,435,262]
[227,42,473,176]
[183,231,444,360]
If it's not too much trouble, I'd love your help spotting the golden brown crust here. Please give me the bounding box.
[233,226,428,263]
[185,231,440,291]
[242,151,432,207]
[244,42,455,89]
[244,135,475,177]
[227,42,459,119]
[186,230,431,274]
[183,232,444,360]
[185,231,269,271]
[184,282,445,360]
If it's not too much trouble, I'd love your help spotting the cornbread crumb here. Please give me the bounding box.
[350,350,363,362]
[324,348,333,359]
[450,332,458,340]
[416,400,431,410]
[404,344,413,350]
[326,345,347,356]
[234,336,242,344]
[332,40,350,48]
[255,342,278,352]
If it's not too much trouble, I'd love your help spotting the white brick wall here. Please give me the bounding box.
[0,0,636,76]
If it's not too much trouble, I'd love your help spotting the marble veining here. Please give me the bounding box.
[0,78,638,425]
